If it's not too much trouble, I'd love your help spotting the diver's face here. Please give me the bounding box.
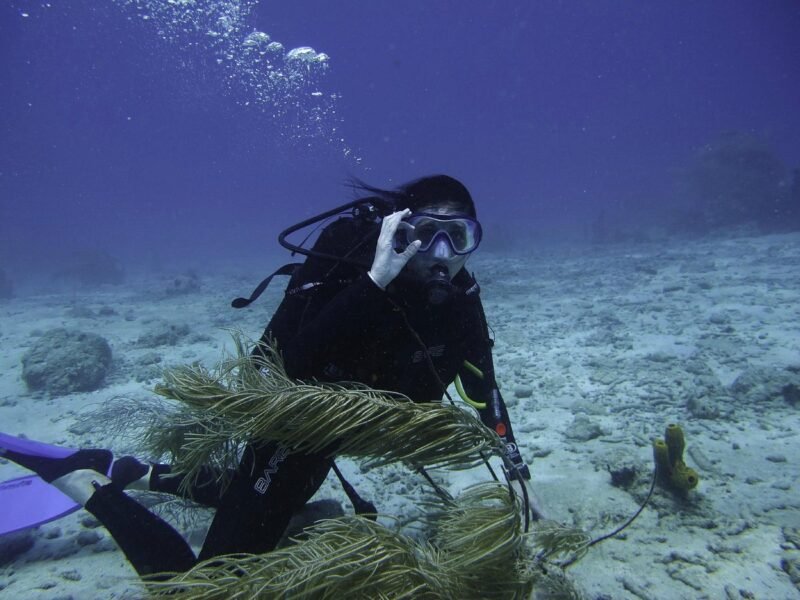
[404,206,470,282]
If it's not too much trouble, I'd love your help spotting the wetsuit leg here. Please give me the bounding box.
[198,442,333,560]
[84,483,196,576]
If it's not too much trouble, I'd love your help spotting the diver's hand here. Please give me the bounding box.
[368,209,421,290]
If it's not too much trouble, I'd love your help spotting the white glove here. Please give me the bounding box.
[367,208,421,290]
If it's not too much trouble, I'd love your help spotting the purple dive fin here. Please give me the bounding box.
[0,475,80,536]
[0,432,109,537]
[0,432,78,460]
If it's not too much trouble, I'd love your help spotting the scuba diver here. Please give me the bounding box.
[0,174,536,576]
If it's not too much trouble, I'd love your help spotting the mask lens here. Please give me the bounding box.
[407,214,481,254]
[414,221,441,247]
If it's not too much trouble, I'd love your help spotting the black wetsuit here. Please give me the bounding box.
[84,217,527,575]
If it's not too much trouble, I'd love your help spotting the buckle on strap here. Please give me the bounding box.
[285,281,324,296]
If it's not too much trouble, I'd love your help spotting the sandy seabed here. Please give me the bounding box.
[1,232,799,599]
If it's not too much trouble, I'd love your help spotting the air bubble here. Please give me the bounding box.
[98,1,353,153]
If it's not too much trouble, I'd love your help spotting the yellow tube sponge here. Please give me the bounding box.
[652,424,699,494]
[652,438,670,475]
[664,423,685,466]
[671,461,699,491]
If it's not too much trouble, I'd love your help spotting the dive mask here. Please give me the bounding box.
[399,213,482,255]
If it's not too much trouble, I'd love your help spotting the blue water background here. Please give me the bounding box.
[1,1,799,274]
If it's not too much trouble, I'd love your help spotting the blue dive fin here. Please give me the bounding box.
[0,475,80,536]
[0,432,110,536]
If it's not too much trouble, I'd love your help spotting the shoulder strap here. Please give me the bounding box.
[231,263,302,309]
[233,216,378,310]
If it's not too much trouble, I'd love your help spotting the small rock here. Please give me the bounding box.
[76,530,101,546]
[731,366,800,405]
[783,526,800,549]
[60,569,82,582]
[513,385,533,399]
[21,328,113,394]
[136,352,163,366]
[37,581,58,590]
[781,556,800,585]
[782,383,800,406]
[67,420,94,436]
[0,530,35,565]
[686,395,721,419]
[165,271,201,296]
[608,464,638,488]
[81,516,102,529]
[645,351,672,363]
[50,541,80,560]
[137,321,190,348]
[766,454,787,463]
[90,538,118,554]
[563,415,605,442]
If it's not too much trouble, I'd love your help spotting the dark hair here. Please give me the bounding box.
[351,174,477,218]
